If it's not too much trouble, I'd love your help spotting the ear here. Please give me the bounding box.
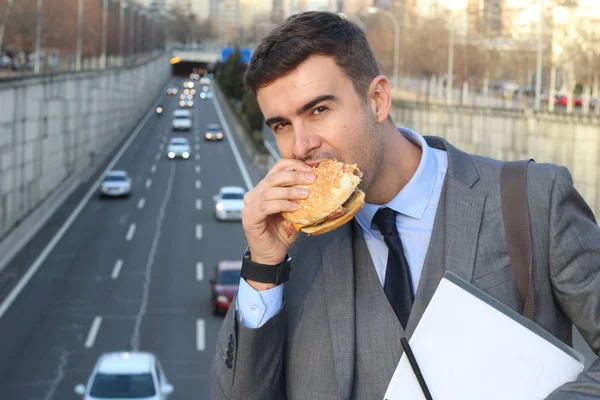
[367,75,392,124]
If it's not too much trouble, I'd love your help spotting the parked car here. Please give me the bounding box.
[210,260,242,315]
[74,352,174,400]
[99,170,132,198]
[214,186,245,220]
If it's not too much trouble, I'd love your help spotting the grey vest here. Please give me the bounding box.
[351,222,405,399]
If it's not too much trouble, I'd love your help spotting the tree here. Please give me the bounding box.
[217,47,247,102]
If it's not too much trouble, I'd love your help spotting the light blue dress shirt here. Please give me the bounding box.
[236,129,448,328]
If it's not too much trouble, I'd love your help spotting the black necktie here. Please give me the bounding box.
[372,207,414,329]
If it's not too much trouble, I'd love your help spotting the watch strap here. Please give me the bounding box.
[241,250,291,285]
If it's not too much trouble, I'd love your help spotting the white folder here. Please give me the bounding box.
[384,272,585,400]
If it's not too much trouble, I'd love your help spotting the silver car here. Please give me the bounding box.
[167,137,191,159]
[99,170,132,198]
[214,186,246,221]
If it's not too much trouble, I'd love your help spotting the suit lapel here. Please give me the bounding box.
[406,137,487,336]
[321,223,356,400]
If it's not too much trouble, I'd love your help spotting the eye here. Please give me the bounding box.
[312,106,328,115]
[273,122,289,132]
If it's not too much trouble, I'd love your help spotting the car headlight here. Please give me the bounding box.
[205,133,213,139]
[216,133,223,139]
[168,152,175,158]
[182,152,189,159]
[179,101,184,107]
[216,203,224,211]
[216,295,229,304]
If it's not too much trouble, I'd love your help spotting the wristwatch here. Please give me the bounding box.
[241,248,292,285]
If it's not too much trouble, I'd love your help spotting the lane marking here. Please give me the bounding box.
[196,262,203,281]
[195,154,200,161]
[195,180,201,189]
[155,153,161,160]
[151,164,157,173]
[196,199,202,210]
[84,317,102,348]
[126,223,136,241]
[196,224,202,240]
[194,144,200,150]
[137,198,145,209]
[212,95,254,190]
[195,165,201,173]
[145,179,152,189]
[0,93,165,321]
[130,164,177,351]
[197,319,205,351]
[158,144,164,151]
[111,259,123,279]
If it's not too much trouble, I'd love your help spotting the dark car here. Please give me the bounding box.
[205,124,224,141]
[210,260,241,315]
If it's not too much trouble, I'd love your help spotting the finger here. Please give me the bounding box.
[266,158,313,176]
[246,171,315,205]
[259,186,310,203]
[242,199,299,226]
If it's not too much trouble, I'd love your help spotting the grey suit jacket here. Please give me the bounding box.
[211,136,600,399]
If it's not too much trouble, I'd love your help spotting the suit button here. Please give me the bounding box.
[228,342,234,352]
[226,350,233,360]
[226,358,232,369]
[229,333,234,342]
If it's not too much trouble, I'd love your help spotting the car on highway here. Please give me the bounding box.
[210,260,242,315]
[99,170,132,198]
[74,351,174,400]
[178,93,193,108]
[167,137,191,159]
[166,86,178,95]
[199,91,213,100]
[204,124,223,141]
[213,186,245,220]
[172,109,192,131]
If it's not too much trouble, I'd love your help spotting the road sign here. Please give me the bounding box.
[221,47,253,64]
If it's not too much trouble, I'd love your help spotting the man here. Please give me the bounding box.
[211,11,600,399]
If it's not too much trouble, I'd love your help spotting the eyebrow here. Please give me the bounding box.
[264,94,338,129]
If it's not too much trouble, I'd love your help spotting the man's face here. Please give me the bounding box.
[256,55,384,191]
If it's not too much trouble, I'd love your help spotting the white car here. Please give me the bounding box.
[74,352,174,400]
[172,109,192,131]
[99,170,132,197]
[214,186,246,221]
[167,137,191,159]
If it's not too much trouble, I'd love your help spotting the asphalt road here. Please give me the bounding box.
[0,78,260,399]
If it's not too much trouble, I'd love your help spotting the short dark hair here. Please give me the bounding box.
[244,11,380,100]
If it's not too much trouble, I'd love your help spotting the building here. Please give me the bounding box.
[218,0,241,44]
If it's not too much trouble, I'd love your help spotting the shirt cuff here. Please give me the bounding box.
[236,277,284,329]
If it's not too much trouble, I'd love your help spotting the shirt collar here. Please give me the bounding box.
[356,128,439,230]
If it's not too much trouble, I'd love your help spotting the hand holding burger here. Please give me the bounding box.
[282,159,365,236]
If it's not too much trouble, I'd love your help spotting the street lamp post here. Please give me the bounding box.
[118,1,126,65]
[447,26,455,105]
[534,0,545,110]
[75,0,84,71]
[367,7,400,90]
[101,0,108,69]
[34,0,43,73]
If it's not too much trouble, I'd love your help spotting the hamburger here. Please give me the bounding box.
[282,159,365,236]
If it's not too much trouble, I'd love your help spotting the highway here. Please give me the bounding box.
[0,78,260,399]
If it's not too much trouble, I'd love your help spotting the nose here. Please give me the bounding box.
[292,124,321,160]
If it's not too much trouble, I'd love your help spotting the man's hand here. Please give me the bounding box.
[242,159,315,290]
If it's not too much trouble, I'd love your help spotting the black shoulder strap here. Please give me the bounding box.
[501,159,535,321]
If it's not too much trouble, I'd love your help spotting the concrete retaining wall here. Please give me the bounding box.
[0,54,171,239]
[390,101,600,217]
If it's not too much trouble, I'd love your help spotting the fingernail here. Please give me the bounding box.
[291,202,299,209]
[298,188,309,196]
[304,164,313,170]
[305,173,316,181]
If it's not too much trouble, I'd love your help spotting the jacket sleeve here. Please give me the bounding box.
[545,166,600,399]
[211,297,287,399]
